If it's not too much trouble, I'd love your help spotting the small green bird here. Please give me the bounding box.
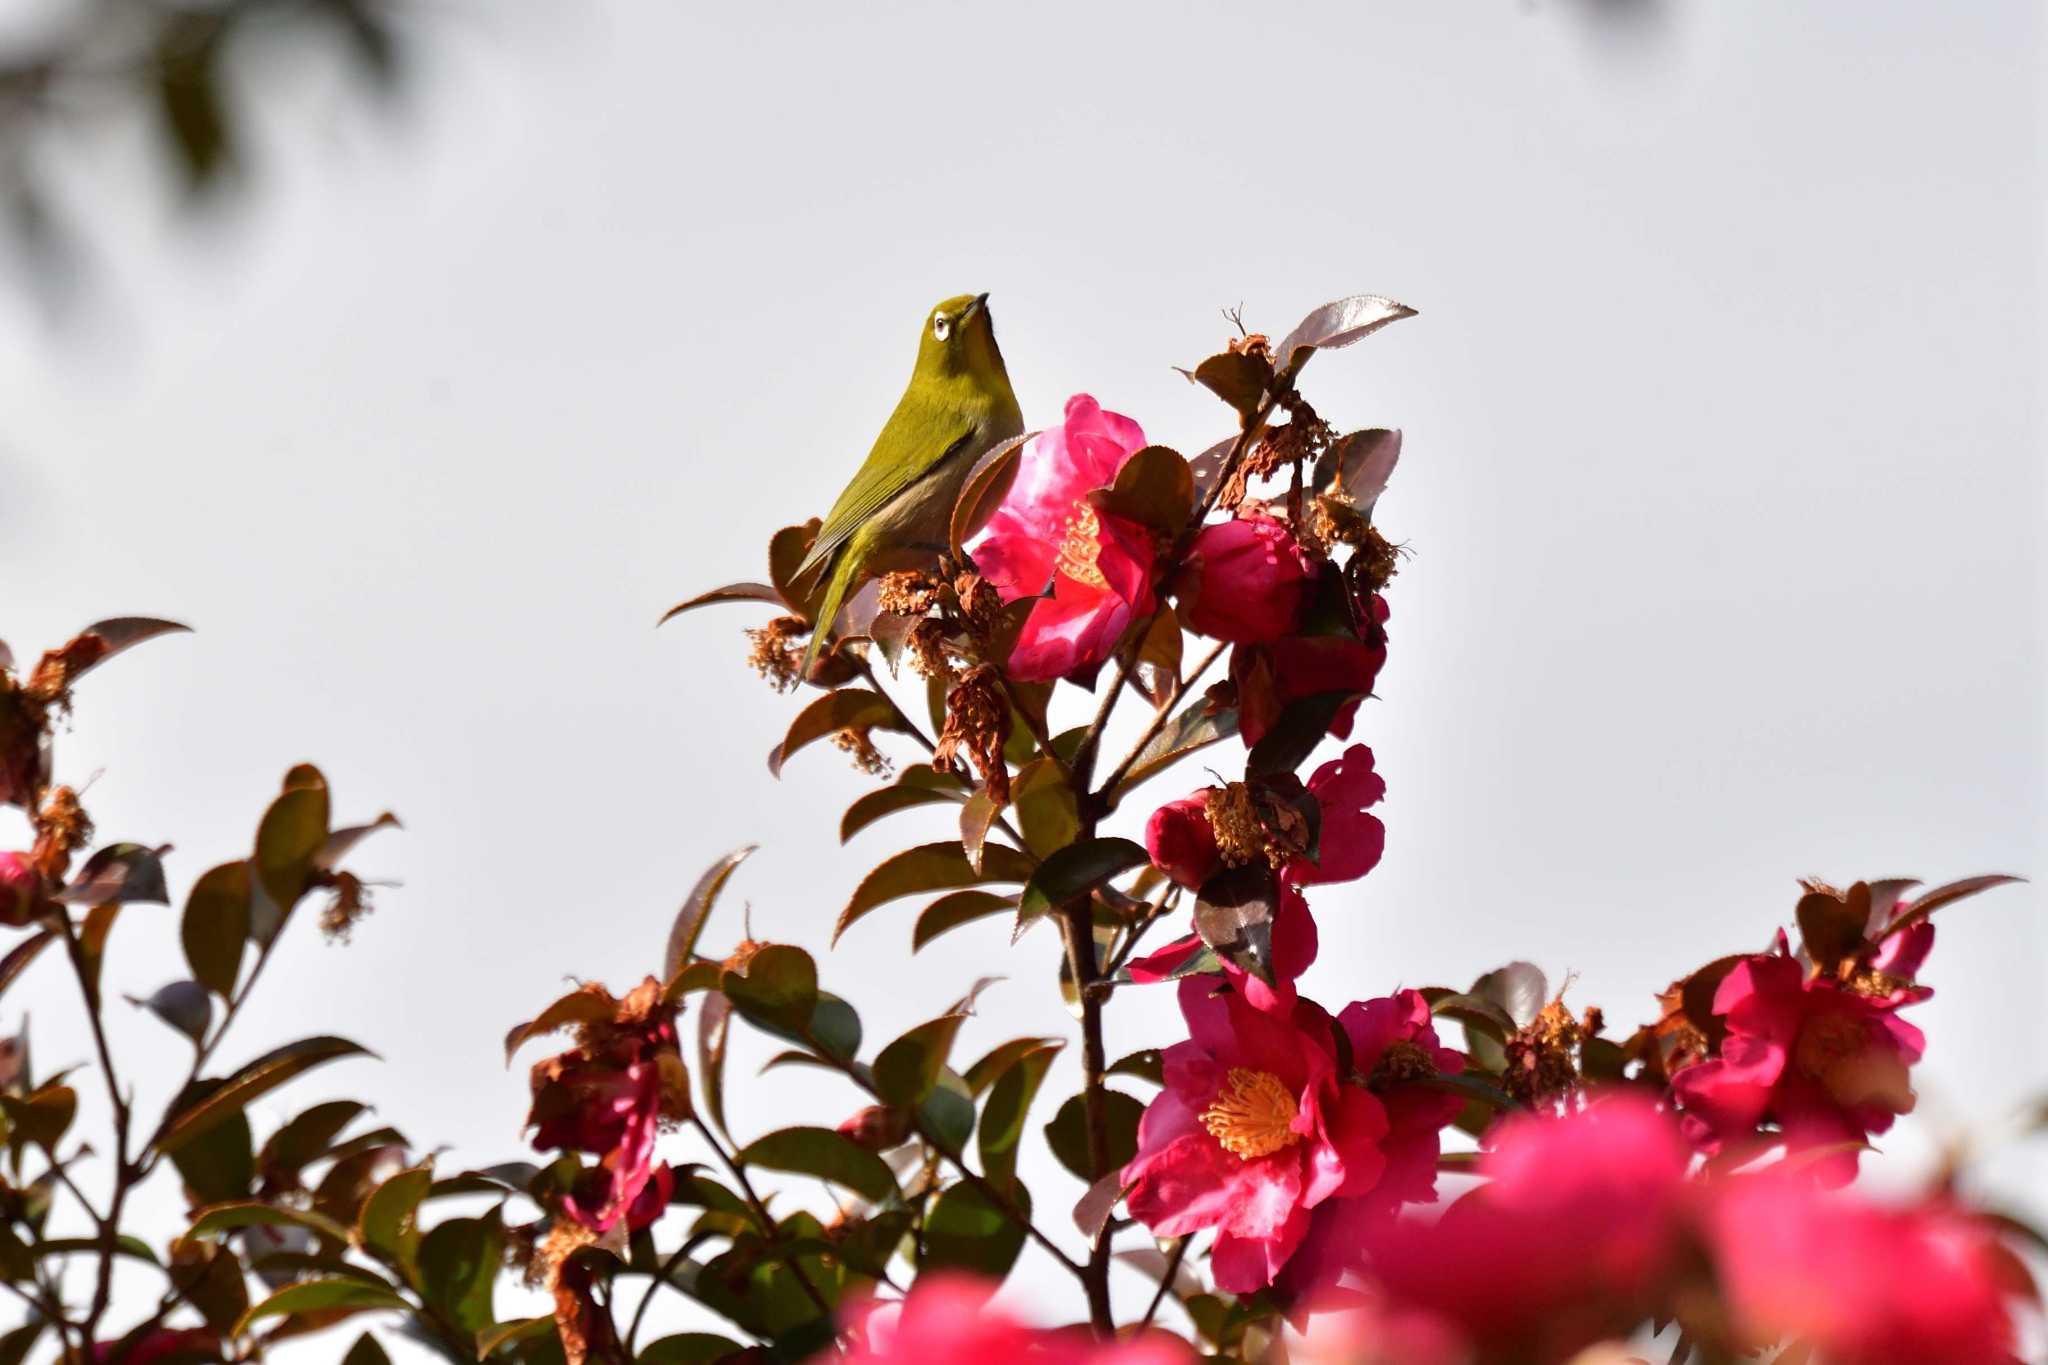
[796,293,1024,676]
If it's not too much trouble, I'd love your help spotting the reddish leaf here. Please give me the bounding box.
[767,689,909,778]
[658,582,784,626]
[834,841,1033,944]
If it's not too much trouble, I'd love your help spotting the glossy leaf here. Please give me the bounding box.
[62,617,192,683]
[1107,1049,1165,1086]
[1190,352,1271,418]
[1191,863,1279,985]
[1272,294,1417,375]
[182,860,251,998]
[1094,445,1195,531]
[841,768,965,843]
[1117,698,1238,793]
[358,1163,433,1284]
[1015,838,1149,926]
[911,890,1015,952]
[417,1212,503,1336]
[0,931,53,1007]
[1798,885,1869,973]
[475,1317,555,1358]
[719,944,818,1035]
[977,1041,1061,1189]
[921,1180,1028,1278]
[236,1277,408,1334]
[834,841,1034,944]
[128,980,212,1043]
[658,582,784,626]
[1312,428,1401,512]
[1881,873,2025,940]
[958,789,1001,876]
[873,1014,968,1108]
[768,690,909,778]
[735,1126,897,1204]
[167,1081,256,1203]
[769,519,822,605]
[187,1200,351,1244]
[697,989,734,1142]
[1470,961,1549,1030]
[255,769,331,913]
[664,844,758,980]
[1245,690,1352,776]
[158,1036,373,1153]
[950,433,1030,558]
[1044,1091,1144,1181]
[963,1036,1065,1096]
[58,843,169,907]
[260,1100,370,1178]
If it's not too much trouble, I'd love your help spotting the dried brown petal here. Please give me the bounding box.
[932,664,1011,804]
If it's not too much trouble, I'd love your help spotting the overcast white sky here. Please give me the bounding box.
[1,1,2043,1357]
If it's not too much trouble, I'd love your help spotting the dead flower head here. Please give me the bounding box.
[932,664,1011,804]
[744,616,811,693]
[834,726,893,778]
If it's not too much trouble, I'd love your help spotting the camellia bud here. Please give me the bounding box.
[836,1104,911,1153]
[1177,508,1313,645]
[0,852,51,928]
[1144,791,1221,891]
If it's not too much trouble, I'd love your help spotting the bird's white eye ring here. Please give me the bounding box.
[932,314,952,341]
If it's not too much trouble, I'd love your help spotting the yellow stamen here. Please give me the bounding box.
[1200,1068,1301,1160]
[1055,504,1109,589]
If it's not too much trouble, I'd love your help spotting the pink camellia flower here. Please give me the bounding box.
[1230,597,1389,748]
[1668,938,1925,1185]
[1176,507,1313,645]
[90,1328,222,1364]
[0,851,53,928]
[1706,1175,2024,1365]
[1276,991,1468,1305]
[838,1273,1190,1364]
[526,978,689,1233]
[1141,745,1384,894]
[1123,977,1390,1293]
[1362,1095,1692,1364]
[971,395,1156,683]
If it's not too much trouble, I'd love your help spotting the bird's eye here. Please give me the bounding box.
[932,314,952,342]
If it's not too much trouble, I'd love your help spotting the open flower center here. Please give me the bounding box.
[1055,504,1109,590]
[1200,1068,1301,1160]
[1794,1010,1871,1080]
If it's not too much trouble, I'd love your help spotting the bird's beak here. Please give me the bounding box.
[965,293,989,322]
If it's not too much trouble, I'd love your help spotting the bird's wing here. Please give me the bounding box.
[794,395,979,583]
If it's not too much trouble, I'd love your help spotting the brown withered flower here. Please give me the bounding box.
[1502,998,1600,1106]
[834,726,893,778]
[932,664,1011,804]
[317,871,375,943]
[875,569,944,618]
[25,633,110,711]
[906,618,955,682]
[29,785,92,881]
[952,571,1005,639]
[744,616,810,693]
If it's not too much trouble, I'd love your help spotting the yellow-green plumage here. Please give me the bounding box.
[796,293,1024,675]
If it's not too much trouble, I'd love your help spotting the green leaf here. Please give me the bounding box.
[977,1042,1061,1189]
[358,1163,433,1285]
[342,1334,392,1365]
[187,1200,352,1244]
[259,1100,370,1178]
[807,993,863,1061]
[235,1277,408,1335]
[639,1333,746,1364]
[958,789,1001,876]
[873,1015,968,1108]
[1107,1049,1165,1086]
[254,769,331,913]
[663,844,757,981]
[1011,758,1079,858]
[1016,838,1149,926]
[1117,699,1238,794]
[475,1317,556,1359]
[767,690,909,778]
[181,860,251,998]
[834,841,1034,944]
[912,890,1016,952]
[418,1212,504,1336]
[166,1081,255,1203]
[963,1036,1064,1096]
[158,1036,374,1154]
[1044,1091,1144,1181]
[921,1181,1028,1278]
[734,1126,898,1204]
[127,980,212,1044]
[1245,691,1353,776]
[917,1073,977,1157]
[0,1084,73,1153]
[840,770,966,843]
[658,582,784,626]
[719,945,818,1036]
[58,843,170,907]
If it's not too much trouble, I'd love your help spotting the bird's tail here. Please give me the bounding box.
[797,547,858,680]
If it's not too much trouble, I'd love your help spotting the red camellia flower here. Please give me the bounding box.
[1142,745,1385,894]
[971,394,1156,682]
[1669,936,1925,1184]
[1362,1096,1692,1364]
[526,977,689,1233]
[0,851,53,928]
[1125,882,1319,1016]
[90,1328,222,1364]
[1176,507,1313,645]
[1123,977,1392,1293]
[1706,1175,2025,1365]
[838,1273,1190,1363]
[1230,598,1389,748]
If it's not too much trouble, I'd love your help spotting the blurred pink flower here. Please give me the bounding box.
[1123,977,1389,1292]
[972,395,1156,682]
[838,1273,1190,1363]
[1177,507,1313,645]
[1707,1175,2024,1365]
[0,851,52,928]
[1363,1095,1691,1364]
[90,1329,221,1364]
[1669,944,1923,1185]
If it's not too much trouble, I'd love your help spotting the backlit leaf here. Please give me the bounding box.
[128,980,212,1044]
[911,890,1015,952]
[841,768,965,843]
[159,1036,373,1154]
[921,1180,1028,1278]
[1190,352,1271,418]
[58,843,169,907]
[768,690,909,778]
[235,1277,407,1335]
[664,844,758,981]
[950,433,1030,559]
[873,1014,968,1108]
[182,860,251,998]
[1016,838,1149,926]
[834,842,1033,944]
[1044,1091,1144,1182]
[735,1127,897,1204]
[1272,294,1417,375]
[977,1041,1060,1189]
[658,582,784,626]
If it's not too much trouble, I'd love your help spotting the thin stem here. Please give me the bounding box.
[1093,641,1226,807]
[55,911,131,1346]
[689,1115,833,1318]
[853,656,1034,853]
[1140,1236,1189,1328]
[626,1234,712,1352]
[1102,886,1180,983]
